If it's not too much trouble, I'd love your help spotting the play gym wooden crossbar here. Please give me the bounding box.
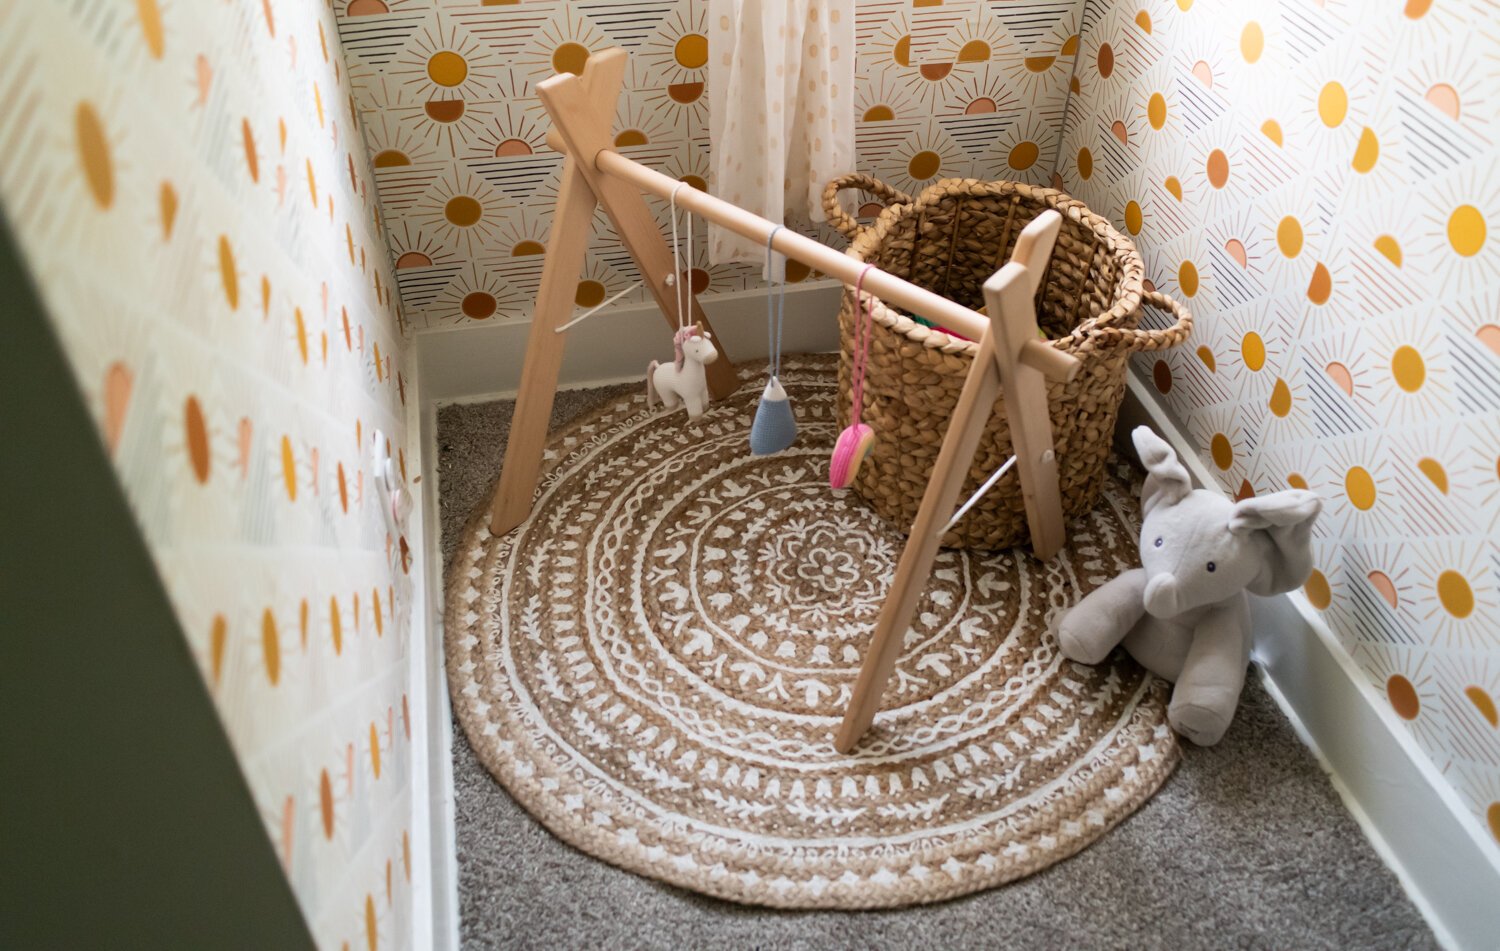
[487,49,1082,753]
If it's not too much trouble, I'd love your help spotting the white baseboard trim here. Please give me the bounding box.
[415,281,843,404]
[1119,372,1500,951]
[408,356,460,951]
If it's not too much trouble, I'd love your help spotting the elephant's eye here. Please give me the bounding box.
[1154,537,1163,548]
[1206,561,1217,572]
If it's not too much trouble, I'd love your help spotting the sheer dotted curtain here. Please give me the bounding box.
[708,0,855,273]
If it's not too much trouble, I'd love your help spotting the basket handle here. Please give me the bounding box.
[1084,290,1193,352]
[821,174,914,241]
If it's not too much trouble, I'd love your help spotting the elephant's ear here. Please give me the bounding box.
[1132,426,1191,515]
[1229,490,1322,595]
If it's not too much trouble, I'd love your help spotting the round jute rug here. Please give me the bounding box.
[447,354,1178,909]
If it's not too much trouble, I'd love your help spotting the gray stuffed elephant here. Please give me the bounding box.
[1057,426,1322,746]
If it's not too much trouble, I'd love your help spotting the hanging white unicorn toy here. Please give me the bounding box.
[646,322,718,420]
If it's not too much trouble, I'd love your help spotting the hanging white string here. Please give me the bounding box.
[552,279,644,334]
[943,455,1017,534]
[765,225,785,381]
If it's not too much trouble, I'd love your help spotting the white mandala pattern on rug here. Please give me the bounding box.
[448,355,1179,908]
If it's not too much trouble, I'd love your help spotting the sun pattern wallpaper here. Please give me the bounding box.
[332,0,1086,329]
[1056,0,1500,849]
[0,2,417,947]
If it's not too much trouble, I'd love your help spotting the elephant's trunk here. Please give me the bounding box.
[1143,574,1182,618]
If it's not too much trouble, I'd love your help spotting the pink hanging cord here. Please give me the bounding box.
[848,264,877,424]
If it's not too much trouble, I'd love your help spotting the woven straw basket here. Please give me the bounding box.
[822,173,1193,550]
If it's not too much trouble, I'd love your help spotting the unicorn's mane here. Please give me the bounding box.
[672,325,698,372]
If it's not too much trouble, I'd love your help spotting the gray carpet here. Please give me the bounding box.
[437,387,1436,951]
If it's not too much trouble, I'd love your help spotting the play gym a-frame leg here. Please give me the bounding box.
[486,48,1081,754]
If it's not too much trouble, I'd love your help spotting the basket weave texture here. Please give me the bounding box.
[822,174,1193,550]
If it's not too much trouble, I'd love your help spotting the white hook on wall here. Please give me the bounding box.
[370,429,410,540]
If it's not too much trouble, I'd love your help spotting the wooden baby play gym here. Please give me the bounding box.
[487,48,1192,754]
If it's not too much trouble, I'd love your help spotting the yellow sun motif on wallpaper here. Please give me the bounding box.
[389,19,498,102]
[1408,542,1497,650]
[873,120,968,196]
[492,215,554,262]
[479,215,555,297]
[677,257,739,298]
[178,392,221,486]
[513,9,609,83]
[1418,174,1498,297]
[1001,34,1076,103]
[611,94,679,152]
[344,0,423,16]
[1365,314,1451,427]
[430,263,524,325]
[637,7,709,86]
[312,745,355,852]
[1140,72,1177,135]
[1459,407,1500,534]
[855,71,919,126]
[861,14,917,74]
[369,713,392,780]
[1434,653,1500,737]
[1183,135,1254,224]
[1237,19,1266,65]
[280,432,308,503]
[1217,302,1285,387]
[1453,768,1500,846]
[1320,438,1402,538]
[72,99,119,210]
[868,17,1005,114]
[1069,139,1097,185]
[203,612,230,687]
[362,887,390,951]
[411,171,508,259]
[1389,428,1475,537]
[1295,50,1375,168]
[258,605,290,689]
[987,114,1054,181]
[1299,539,1343,613]
[1396,0,1470,34]
[563,256,636,313]
[1188,406,1252,484]
[649,150,713,203]
[1287,243,1356,339]
[938,14,1021,73]
[363,114,437,171]
[1164,245,1208,305]
[1254,443,1322,504]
